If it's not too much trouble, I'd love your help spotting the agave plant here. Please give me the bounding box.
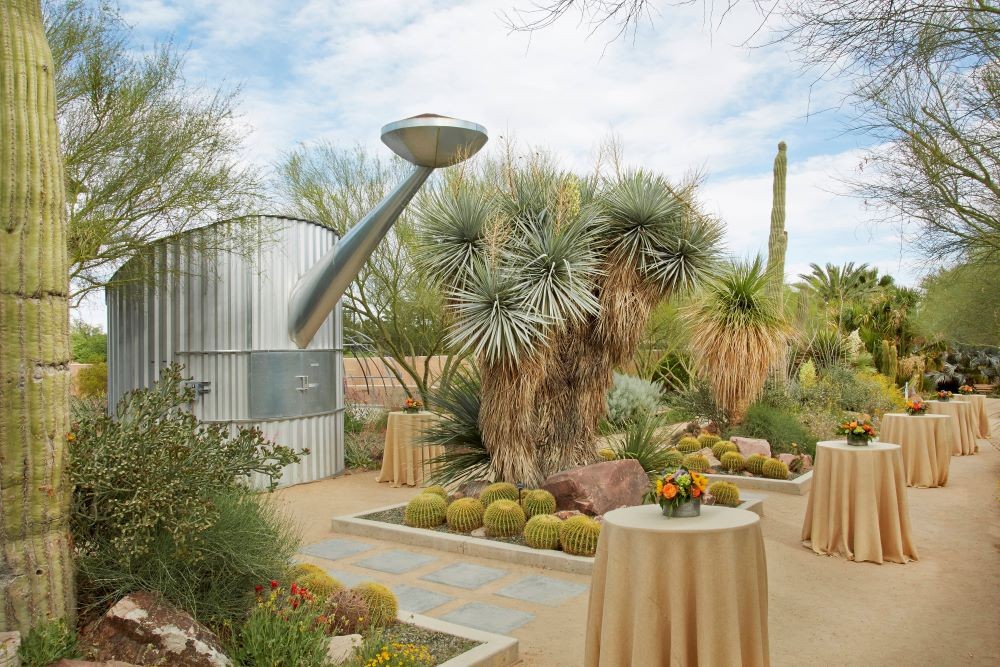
[423,369,491,487]
[685,257,789,424]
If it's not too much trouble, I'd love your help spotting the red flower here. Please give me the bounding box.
[270,580,278,590]
[254,584,263,593]
[692,487,701,498]
[291,598,299,609]
[290,583,299,595]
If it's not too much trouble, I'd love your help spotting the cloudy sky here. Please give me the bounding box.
[78,0,923,325]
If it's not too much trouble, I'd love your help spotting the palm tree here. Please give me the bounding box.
[797,262,878,329]
[685,258,789,424]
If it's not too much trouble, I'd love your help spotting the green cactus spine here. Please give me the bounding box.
[697,433,721,449]
[422,485,449,500]
[720,451,746,473]
[404,493,447,528]
[682,454,710,473]
[664,449,683,469]
[746,453,768,476]
[482,499,526,537]
[762,458,790,480]
[560,515,601,557]
[676,436,701,454]
[709,481,741,508]
[524,514,562,550]
[766,141,788,306]
[711,441,738,460]
[521,489,557,518]
[479,482,519,507]
[352,582,398,628]
[446,497,485,533]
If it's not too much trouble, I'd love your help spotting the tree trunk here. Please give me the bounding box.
[479,355,545,486]
[0,0,75,632]
[766,141,788,308]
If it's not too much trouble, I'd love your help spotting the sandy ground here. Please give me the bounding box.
[271,399,1000,666]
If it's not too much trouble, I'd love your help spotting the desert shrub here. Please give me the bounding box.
[805,365,901,416]
[229,583,329,667]
[345,431,383,470]
[76,362,108,397]
[18,619,79,667]
[70,364,303,624]
[605,372,662,427]
[727,403,816,456]
[612,412,674,478]
[345,403,388,434]
[664,381,728,429]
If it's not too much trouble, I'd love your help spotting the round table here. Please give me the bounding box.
[375,411,442,487]
[879,414,952,488]
[801,441,917,564]
[584,505,769,667]
[961,394,992,439]
[925,400,979,455]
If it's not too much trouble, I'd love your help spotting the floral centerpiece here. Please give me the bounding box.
[653,467,708,518]
[959,385,974,395]
[838,415,877,446]
[402,397,424,414]
[905,399,927,416]
[936,390,953,402]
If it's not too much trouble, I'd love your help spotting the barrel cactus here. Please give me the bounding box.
[682,454,710,473]
[422,485,449,500]
[712,441,738,460]
[288,562,343,598]
[353,582,398,628]
[664,448,683,469]
[404,493,447,528]
[677,436,701,454]
[720,451,746,473]
[446,497,485,533]
[524,514,562,550]
[709,481,741,508]
[479,482,519,507]
[521,489,557,518]
[598,447,616,461]
[746,453,768,476]
[560,515,601,557]
[483,499,527,537]
[323,588,371,635]
[697,433,721,449]
[762,458,790,480]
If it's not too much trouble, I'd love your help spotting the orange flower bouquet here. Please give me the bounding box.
[958,385,974,395]
[905,399,927,416]
[838,415,877,446]
[402,397,424,414]
[653,467,708,518]
[936,390,953,402]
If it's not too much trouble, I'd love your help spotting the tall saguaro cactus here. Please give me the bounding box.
[766,141,788,308]
[0,0,76,631]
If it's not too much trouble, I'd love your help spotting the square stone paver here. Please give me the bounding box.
[299,538,373,561]
[420,563,507,590]
[391,583,453,613]
[440,602,534,634]
[322,569,367,587]
[495,575,588,607]
[354,549,437,575]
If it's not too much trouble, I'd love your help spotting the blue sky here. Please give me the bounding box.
[77,0,926,325]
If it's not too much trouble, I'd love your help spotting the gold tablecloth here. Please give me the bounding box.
[801,441,917,564]
[926,400,979,455]
[375,411,442,487]
[585,505,769,667]
[879,414,952,488]
[963,394,992,439]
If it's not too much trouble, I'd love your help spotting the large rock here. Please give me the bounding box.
[542,460,648,516]
[79,592,230,667]
[731,437,771,458]
[777,453,813,472]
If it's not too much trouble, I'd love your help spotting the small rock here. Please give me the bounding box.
[470,527,487,538]
[731,437,771,458]
[554,510,582,520]
[696,447,722,468]
[327,634,363,664]
[457,480,489,498]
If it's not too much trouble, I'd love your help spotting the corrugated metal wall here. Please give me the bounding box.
[107,216,344,488]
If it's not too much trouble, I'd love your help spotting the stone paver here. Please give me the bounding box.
[495,575,589,607]
[322,568,368,587]
[391,583,453,613]
[355,549,437,574]
[421,562,507,590]
[300,538,373,560]
[440,602,535,635]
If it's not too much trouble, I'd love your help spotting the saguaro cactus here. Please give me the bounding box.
[766,141,788,308]
[0,0,75,631]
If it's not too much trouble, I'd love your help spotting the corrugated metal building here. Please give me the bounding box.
[106,216,344,488]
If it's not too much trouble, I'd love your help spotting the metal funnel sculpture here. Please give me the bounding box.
[289,114,488,348]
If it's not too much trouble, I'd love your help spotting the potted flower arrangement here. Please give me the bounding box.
[402,397,424,414]
[959,385,974,395]
[936,390,953,402]
[838,415,877,446]
[905,399,927,416]
[653,467,708,518]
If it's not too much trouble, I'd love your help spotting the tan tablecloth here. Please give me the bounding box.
[801,441,917,564]
[585,505,769,667]
[375,411,442,487]
[963,394,992,438]
[879,414,952,488]
[926,400,979,455]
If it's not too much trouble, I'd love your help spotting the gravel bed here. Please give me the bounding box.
[383,622,480,664]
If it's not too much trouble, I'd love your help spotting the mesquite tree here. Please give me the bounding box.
[0,0,75,631]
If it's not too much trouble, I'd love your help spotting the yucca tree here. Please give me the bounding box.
[685,257,789,424]
[417,159,722,484]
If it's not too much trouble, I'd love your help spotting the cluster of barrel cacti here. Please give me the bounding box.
[560,515,601,556]
[708,481,741,508]
[483,499,527,537]
[682,453,710,473]
[720,451,746,473]
[480,482,519,506]
[697,433,721,449]
[746,453,768,476]
[354,582,398,627]
[323,588,372,635]
[762,458,790,480]
[711,441,738,460]
[676,436,702,454]
[521,489,557,517]
[288,563,343,598]
[404,492,448,528]
[664,448,684,469]
[446,497,485,532]
[524,514,563,549]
